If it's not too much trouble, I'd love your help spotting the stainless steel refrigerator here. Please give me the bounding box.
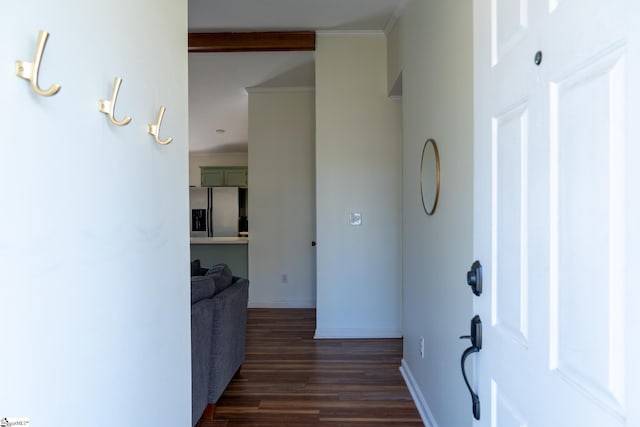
[190,187,239,237]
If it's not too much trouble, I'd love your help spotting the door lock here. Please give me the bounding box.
[467,260,483,296]
[460,315,482,420]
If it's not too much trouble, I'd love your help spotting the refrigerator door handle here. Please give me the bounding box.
[208,206,213,237]
[208,188,213,237]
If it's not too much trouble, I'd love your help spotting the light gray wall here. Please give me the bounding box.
[0,2,190,425]
[390,1,475,426]
[247,88,316,307]
[315,33,403,338]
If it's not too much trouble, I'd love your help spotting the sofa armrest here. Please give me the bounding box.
[207,277,249,404]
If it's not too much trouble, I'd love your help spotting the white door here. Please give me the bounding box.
[473,0,640,425]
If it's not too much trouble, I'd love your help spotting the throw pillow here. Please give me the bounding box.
[205,263,234,293]
[191,275,217,304]
[191,259,202,276]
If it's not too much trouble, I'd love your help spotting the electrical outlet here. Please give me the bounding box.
[419,336,425,359]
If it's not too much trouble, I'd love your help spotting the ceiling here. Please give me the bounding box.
[188,0,407,154]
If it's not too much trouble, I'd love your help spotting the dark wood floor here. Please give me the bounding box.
[200,308,423,427]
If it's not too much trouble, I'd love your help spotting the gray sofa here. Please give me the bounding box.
[190,261,249,425]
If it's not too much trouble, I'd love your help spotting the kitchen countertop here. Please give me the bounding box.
[190,237,249,245]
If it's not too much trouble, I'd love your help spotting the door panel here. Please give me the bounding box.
[549,44,627,419]
[493,102,529,346]
[492,380,528,427]
[492,0,529,67]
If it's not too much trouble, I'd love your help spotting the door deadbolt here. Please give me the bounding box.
[467,260,483,296]
[534,50,543,66]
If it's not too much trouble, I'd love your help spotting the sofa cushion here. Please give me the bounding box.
[205,263,234,293]
[191,275,217,304]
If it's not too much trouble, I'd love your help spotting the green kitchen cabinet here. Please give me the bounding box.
[224,168,248,186]
[201,167,247,187]
[201,168,225,186]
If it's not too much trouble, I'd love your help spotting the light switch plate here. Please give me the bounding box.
[349,212,362,226]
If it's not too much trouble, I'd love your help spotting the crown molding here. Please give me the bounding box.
[189,151,248,158]
[245,86,315,94]
[315,30,385,38]
[384,0,410,35]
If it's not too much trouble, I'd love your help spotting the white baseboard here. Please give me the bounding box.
[400,358,439,427]
[248,299,316,308]
[314,327,402,339]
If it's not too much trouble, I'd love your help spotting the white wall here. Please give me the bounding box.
[389,2,474,426]
[315,34,402,338]
[189,152,248,186]
[247,88,316,307]
[0,2,190,426]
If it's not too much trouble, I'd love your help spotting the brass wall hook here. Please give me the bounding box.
[16,30,61,97]
[99,77,132,126]
[147,106,173,145]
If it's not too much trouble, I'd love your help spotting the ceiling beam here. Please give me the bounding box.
[188,31,316,53]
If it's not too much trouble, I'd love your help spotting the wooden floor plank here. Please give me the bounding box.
[197,308,423,426]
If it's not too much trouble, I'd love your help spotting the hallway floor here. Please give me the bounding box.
[199,308,422,426]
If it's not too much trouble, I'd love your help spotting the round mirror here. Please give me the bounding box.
[420,138,441,216]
